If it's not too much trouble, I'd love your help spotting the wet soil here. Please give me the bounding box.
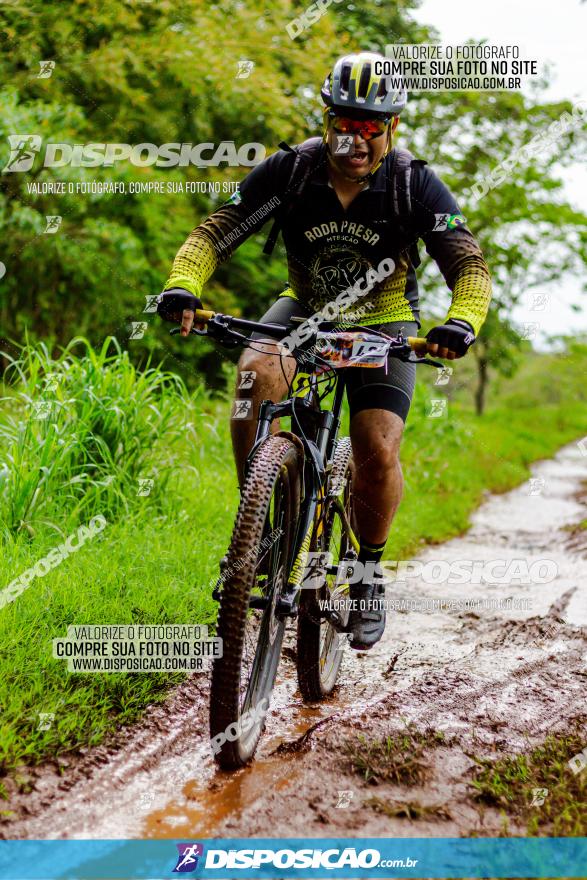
[2,442,586,841]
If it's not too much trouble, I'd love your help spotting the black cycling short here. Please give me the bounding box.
[250,296,417,422]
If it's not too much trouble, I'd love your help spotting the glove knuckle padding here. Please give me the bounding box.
[157,287,203,320]
[426,320,475,355]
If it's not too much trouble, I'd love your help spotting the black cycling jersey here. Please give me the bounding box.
[165,140,492,335]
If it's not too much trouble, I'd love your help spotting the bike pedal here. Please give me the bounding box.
[248,595,269,610]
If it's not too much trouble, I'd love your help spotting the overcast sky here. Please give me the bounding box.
[411,0,586,343]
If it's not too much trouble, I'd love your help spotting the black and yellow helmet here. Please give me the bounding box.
[321,51,407,119]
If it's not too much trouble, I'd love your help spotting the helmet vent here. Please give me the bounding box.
[340,63,351,95]
[358,63,371,100]
[376,77,387,99]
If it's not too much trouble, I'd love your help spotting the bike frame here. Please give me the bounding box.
[247,350,355,618]
[172,310,440,621]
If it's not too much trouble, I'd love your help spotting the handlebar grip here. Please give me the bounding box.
[407,336,429,354]
[194,309,215,322]
[169,308,216,335]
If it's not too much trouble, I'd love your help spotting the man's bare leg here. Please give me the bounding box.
[230,341,296,485]
[347,408,405,649]
[350,408,405,544]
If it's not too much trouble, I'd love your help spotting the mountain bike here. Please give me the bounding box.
[171,310,441,769]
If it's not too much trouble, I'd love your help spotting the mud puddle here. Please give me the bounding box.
[3,442,586,840]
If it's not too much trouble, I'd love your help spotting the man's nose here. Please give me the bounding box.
[353,133,367,149]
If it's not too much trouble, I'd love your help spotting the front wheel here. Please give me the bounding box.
[209,434,301,769]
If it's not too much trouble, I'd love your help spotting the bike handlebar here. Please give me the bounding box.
[172,309,431,355]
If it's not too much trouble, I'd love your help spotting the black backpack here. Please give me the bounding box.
[263,137,426,268]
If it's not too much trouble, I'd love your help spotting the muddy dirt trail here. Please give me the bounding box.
[4,442,587,840]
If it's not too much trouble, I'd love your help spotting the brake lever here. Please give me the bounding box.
[169,326,208,336]
[410,355,445,368]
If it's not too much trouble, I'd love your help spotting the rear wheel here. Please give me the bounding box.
[297,437,357,701]
[210,435,301,768]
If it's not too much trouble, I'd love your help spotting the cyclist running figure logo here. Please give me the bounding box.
[157,51,490,766]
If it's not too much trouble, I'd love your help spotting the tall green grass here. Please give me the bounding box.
[0,338,585,778]
[0,337,195,540]
[0,338,234,778]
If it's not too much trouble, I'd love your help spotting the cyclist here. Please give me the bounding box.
[157,51,492,650]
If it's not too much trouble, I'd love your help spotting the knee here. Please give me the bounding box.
[356,441,401,483]
[236,350,275,390]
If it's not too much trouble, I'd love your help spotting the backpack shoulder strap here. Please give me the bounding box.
[386,148,428,268]
[388,147,418,226]
[263,138,326,255]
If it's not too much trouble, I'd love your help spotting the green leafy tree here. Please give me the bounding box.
[0,0,585,406]
[408,81,586,411]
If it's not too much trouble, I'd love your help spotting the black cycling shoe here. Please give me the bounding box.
[348,565,387,650]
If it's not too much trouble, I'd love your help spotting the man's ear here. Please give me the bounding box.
[391,116,400,134]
